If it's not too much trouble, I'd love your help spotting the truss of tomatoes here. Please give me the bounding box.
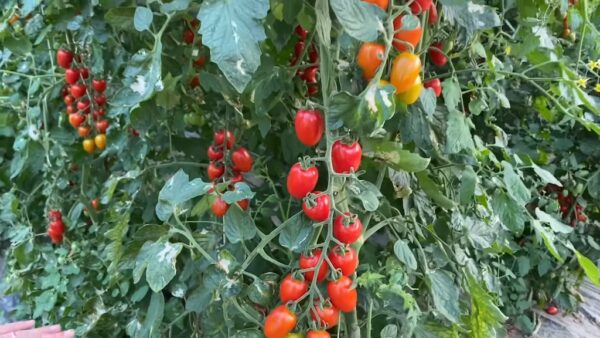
[264,109,365,338]
[47,209,66,244]
[57,48,109,154]
[545,184,587,226]
[291,25,320,97]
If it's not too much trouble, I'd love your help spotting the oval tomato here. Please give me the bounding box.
[310,303,339,328]
[232,147,253,172]
[299,249,329,282]
[307,331,330,338]
[331,140,362,174]
[64,95,75,105]
[295,25,308,40]
[328,245,358,276]
[287,163,319,199]
[65,68,79,85]
[94,95,106,106]
[207,145,224,160]
[66,105,75,114]
[95,120,109,133]
[214,129,235,149]
[428,5,438,25]
[308,44,319,63]
[410,0,432,14]
[294,109,324,146]
[333,213,363,244]
[393,16,423,52]
[390,52,422,93]
[49,220,65,234]
[237,199,249,210]
[92,79,107,93]
[327,276,357,312]
[424,78,441,97]
[211,196,229,217]
[69,114,85,128]
[357,42,385,80]
[48,227,63,244]
[294,41,305,57]
[361,0,388,10]
[70,84,87,98]
[545,305,559,315]
[56,49,73,69]
[307,84,319,97]
[302,192,331,222]
[83,139,95,154]
[264,305,297,338]
[91,199,99,210]
[183,29,194,44]
[302,66,319,84]
[95,134,106,150]
[279,274,308,302]
[207,162,225,181]
[429,42,448,66]
[48,210,62,221]
[397,76,422,105]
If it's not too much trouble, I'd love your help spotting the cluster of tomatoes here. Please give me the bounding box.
[47,210,66,244]
[263,110,364,338]
[206,129,253,217]
[545,184,587,227]
[291,26,320,97]
[57,48,109,154]
[182,19,207,88]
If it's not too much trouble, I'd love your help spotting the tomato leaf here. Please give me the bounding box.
[535,208,573,234]
[133,7,153,32]
[587,170,600,200]
[155,170,211,221]
[105,7,135,30]
[531,163,562,186]
[222,182,256,203]
[428,270,460,323]
[279,213,314,253]
[160,0,191,13]
[393,240,417,270]
[330,0,385,42]
[415,171,456,209]
[362,139,430,172]
[186,285,213,313]
[459,166,477,205]
[223,205,257,243]
[446,108,474,154]
[440,0,501,38]
[574,250,600,286]
[502,162,530,206]
[491,192,526,234]
[139,292,164,338]
[347,179,382,212]
[133,240,183,292]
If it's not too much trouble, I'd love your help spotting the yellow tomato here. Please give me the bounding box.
[390,52,422,93]
[83,139,95,154]
[95,133,106,150]
[397,76,423,105]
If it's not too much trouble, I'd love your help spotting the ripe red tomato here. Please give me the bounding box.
[92,79,107,92]
[302,66,319,84]
[328,245,358,276]
[207,162,225,181]
[428,5,438,25]
[333,213,363,244]
[211,196,229,217]
[302,192,331,222]
[214,129,235,149]
[393,16,423,52]
[65,68,79,85]
[295,25,308,40]
[237,199,249,210]
[307,331,330,338]
[362,0,388,10]
[69,114,85,128]
[429,42,448,66]
[190,75,200,88]
[410,0,432,14]
[80,67,89,79]
[95,120,109,133]
[279,274,308,302]
[66,105,75,114]
[299,249,329,282]
[94,108,106,118]
[357,42,385,80]
[390,52,422,93]
[70,84,87,98]
[331,140,362,174]
[424,78,442,97]
[77,99,90,113]
[287,163,318,199]
[94,95,106,106]
[183,29,194,44]
[230,173,244,184]
[294,41,305,57]
[194,55,206,67]
[56,49,73,69]
[231,147,253,172]
[264,305,297,338]
[207,145,223,160]
[308,44,319,63]
[48,210,62,220]
[48,227,63,244]
[545,305,559,315]
[78,126,91,138]
[307,84,319,97]
[327,276,357,312]
[310,303,339,328]
[63,95,75,105]
[91,199,99,210]
[294,109,324,146]
[49,220,65,234]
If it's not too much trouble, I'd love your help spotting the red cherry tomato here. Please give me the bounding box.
[299,249,329,282]
[307,331,331,338]
[357,42,385,80]
[231,147,253,172]
[428,5,438,25]
[95,120,109,133]
[361,0,388,10]
[237,199,249,210]
[328,245,359,276]
[47,227,63,244]
[65,68,79,85]
[194,55,206,67]
[327,276,357,312]
[333,213,363,244]
[48,210,62,221]
[410,0,432,14]
[294,109,324,147]
[310,303,339,328]
[70,84,87,98]
[302,192,331,222]
[429,42,448,67]
[295,25,308,40]
[207,162,225,181]
[302,66,319,84]
[94,95,106,106]
[91,199,99,210]
[264,305,297,338]
[545,305,559,315]
[80,68,89,79]
[63,95,75,105]
[207,145,224,160]
[183,29,194,44]
[92,79,107,93]
[307,84,319,97]
[287,162,319,199]
[56,49,73,69]
[331,140,362,174]
[69,114,85,128]
[49,220,65,234]
[424,78,442,97]
[190,75,200,88]
[211,196,229,217]
[393,16,423,52]
[279,274,308,302]
[308,44,319,63]
[77,99,90,113]
[230,173,244,184]
[66,105,75,114]
[294,41,305,57]
[214,129,235,149]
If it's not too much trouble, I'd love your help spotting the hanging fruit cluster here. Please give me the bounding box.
[291,26,320,97]
[206,129,253,217]
[182,19,207,89]
[57,48,109,154]
[545,184,587,226]
[47,210,65,244]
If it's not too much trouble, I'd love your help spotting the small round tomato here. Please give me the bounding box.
[230,173,244,184]
[308,44,319,63]
[70,84,87,98]
[83,139,95,154]
[331,140,362,174]
[545,305,559,315]
[361,0,388,10]
[327,276,357,312]
[424,78,441,97]
[94,95,106,106]
[357,42,385,80]
[328,245,358,276]
[307,331,330,338]
[279,274,308,302]
[207,145,224,160]
[48,210,62,221]
[232,147,253,172]
[69,114,85,128]
[428,5,438,25]
[49,220,65,234]
[302,192,331,222]
[333,213,363,244]
[91,199,99,210]
[77,99,90,113]
[190,75,200,88]
[390,52,422,93]
[183,29,194,44]
[92,79,107,93]
[264,305,297,338]
[211,196,229,217]
[80,68,89,79]
[410,0,432,14]
[287,163,319,199]
[294,41,305,57]
[393,16,423,52]
[299,249,329,282]
[207,162,225,181]
[78,126,91,138]
[95,134,106,150]
[56,49,73,69]
[397,76,422,105]
[95,120,109,133]
[429,42,448,67]
[294,109,324,146]
[310,303,339,328]
[48,227,64,244]
[307,84,319,97]
[237,199,249,210]
[64,95,75,105]
[295,25,308,40]
[302,66,319,84]
[214,129,235,149]
[66,105,75,114]
[65,68,80,85]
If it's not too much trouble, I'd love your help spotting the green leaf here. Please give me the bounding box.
[393,240,417,270]
[155,170,211,221]
[186,285,213,313]
[362,139,430,172]
[139,292,164,338]
[502,162,530,206]
[133,240,183,292]
[442,78,461,110]
[198,0,269,93]
[465,275,507,338]
[587,170,600,200]
[356,83,397,132]
[221,183,256,204]
[574,250,600,286]
[246,273,277,306]
[446,108,474,154]
[330,0,384,42]
[105,7,135,30]
[440,0,501,37]
[459,166,477,205]
[531,220,563,262]
[535,208,573,234]
[491,192,526,234]
[223,205,257,243]
[531,163,561,186]
[105,206,131,273]
[328,91,361,130]
[155,73,181,109]
[428,270,460,323]
[134,7,153,32]
[160,0,191,13]
[380,324,399,338]
[415,171,456,209]
[347,179,383,211]
[279,213,314,253]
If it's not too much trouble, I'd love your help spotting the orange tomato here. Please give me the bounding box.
[83,139,95,154]
[94,134,106,150]
[357,42,385,80]
[78,126,91,138]
[397,76,423,105]
[362,0,388,10]
[393,16,423,52]
[390,52,422,93]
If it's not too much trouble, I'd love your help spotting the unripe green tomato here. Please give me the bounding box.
[57,257,66,265]
[575,183,584,195]
[286,334,304,338]
[184,113,205,126]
